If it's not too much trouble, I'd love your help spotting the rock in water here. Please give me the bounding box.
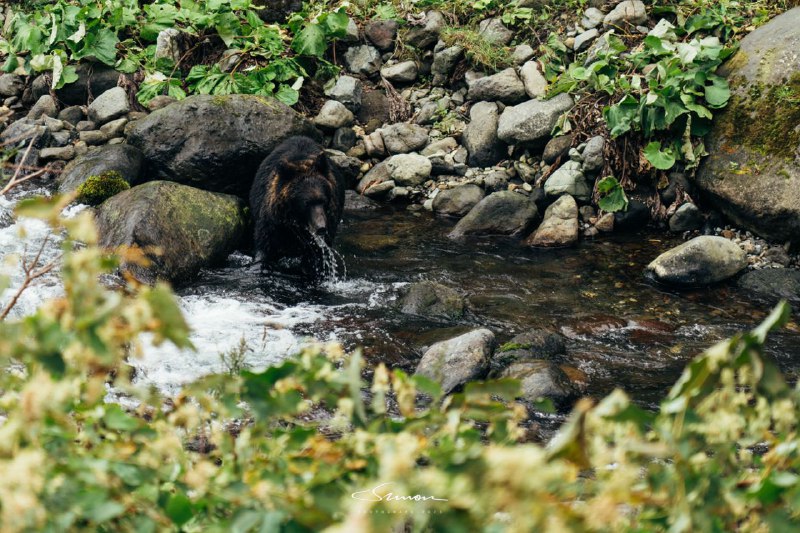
[126,94,318,196]
[695,8,800,245]
[58,144,144,193]
[95,181,247,284]
[449,191,538,238]
[498,360,576,406]
[415,328,494,394]
[397,281,466,319]
[646,236,747,287]
[525,194,579,247]
[737,269,800,307]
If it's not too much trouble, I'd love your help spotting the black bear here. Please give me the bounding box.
[249,136,345,276]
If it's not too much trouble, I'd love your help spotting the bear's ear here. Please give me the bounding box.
[313,151,328,174]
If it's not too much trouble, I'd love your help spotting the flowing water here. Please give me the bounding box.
[2,186,800,412]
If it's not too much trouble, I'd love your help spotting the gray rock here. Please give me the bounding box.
[467,68,527,105]
[381,61,418,84]
[646,236,748,286]
[432,184,485,217]
[39,146,75,161]
[574,28,599,52]
[379,123,429,154]
[519,61,547,99]
[386,153,432,186]
[499,360,576,405]
[325,150,362,188]
[344,189,381,210]
[0,74,24,98]
[604,0,647,28]
[398,280,466,319]
[58,144,144,193]
[669,203,704,232]
[363,131,387,157]
[155,28,185,63]
[584,30,617,66]
[95,181,247,285]
[695,8,800,245]
[544,161,590,202]
[0,206,13,229]
[40,64,121,107]
[581,135,605,173]
[88,87,130,125]
[421,136,458,156]
[146,95,177,111]
[344,18,360,43]
[482,170,510,192]
[126,94,318,196]
[449,191,538,238]
[415,328,494,394]
[365,19,399,51]
[0,119,48,148]
[356,161,391,194]
[524,194,579,247]
[543,135,574,164]
[99,117,128,139]
[478,17,513,45]
[363,179,395,198]
[512,44,536,65]
[314,100,354,129]
[581,7,605,29]
[462,101,504,167]
[27,95,58,120]
[404,10,445,49]
[50,130,73,147]
[431,45,464,86]
[76,120,96,132]
[345,44,383,76]
[497,93,574,145]
[357,89,390,132]
[332,127,357,152]
[491,330,567,374]
[79,130,108,145]
[325,75,363,113]
[738,269,800,306]
[58,106,85,124]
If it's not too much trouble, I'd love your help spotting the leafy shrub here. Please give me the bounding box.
[75,170,130,206]
[0,195,799,531]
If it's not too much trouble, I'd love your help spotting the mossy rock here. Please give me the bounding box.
[397,281,466,319]
[696,8,800,245]
[76,171,130,206]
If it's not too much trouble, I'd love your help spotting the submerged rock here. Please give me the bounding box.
[737,269,800,307]
[415,328,494,394]
[95,181,247,284]
[695,8,800,245]
[491,330,567,374]
[449,191,538,238]
[498,360,576,406]
[525,194,579,247]
[398,280,466,319]
[646,236,748,286]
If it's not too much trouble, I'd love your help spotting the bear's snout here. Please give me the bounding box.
[309,204,328,236]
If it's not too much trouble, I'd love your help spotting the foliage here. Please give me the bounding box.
[75,170,130,206]
[440,26,513,72]
[596,176,628,213]
[0,196,799,531]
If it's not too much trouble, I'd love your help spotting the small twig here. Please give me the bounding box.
[0,236,60,322]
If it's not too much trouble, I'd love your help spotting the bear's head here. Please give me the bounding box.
[272,151,337,241]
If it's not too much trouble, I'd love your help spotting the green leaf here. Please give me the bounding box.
[292,23,326,57]
[165,492,193,526]
[596,176,629,213]
[604,95,639,138]
[704,79,731,108]
[274,83,299,106]
[103,405,140,431]
[643,141,676,170]
[323,11,350,39]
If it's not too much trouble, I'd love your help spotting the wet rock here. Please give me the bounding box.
[478,17,513,45]
[58,144,144,193]
[432,184,485,217]
[519,60,547,99]
[325,75,363,113]
[414,328,494,394]
[386,153,432,186]
[543,135,574,164]
[499,360,576,406]
[314,100,355,129]
[669,203,704,232]
[450,191,539,238]
[497,93,574,146]
[595,212,614,232]
[126,94,318,196]
[344,190,381,210]
[491,329,566,374]
[88,87,130,125]
[525,194,579,247]
[404,10,445,49]
[646,236,748,286]
[431,45,464,86]
[695,8,800,245]
[27,95,58,120]
[95,181,247,285]
[399,280,467,319]
[574,29,599,52]
[365,19,399,51]
[380,61,418,83]
[39,146,75,161]
[467,68,527,105]
[379,123,429,154]
[604,0,647,28]
[0,74,24,98]
[332,127,357,152]
[738,269,800,306]
[614,199,650,231]
[581,135,605,173]
[561,315,628,338]
[463,101,504,167]
[345,44,383,76]
[544,161,590,202]
[58,106,85,125]
[356,161,391,194]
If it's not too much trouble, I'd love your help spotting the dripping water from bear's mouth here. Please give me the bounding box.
[310,233,346,283]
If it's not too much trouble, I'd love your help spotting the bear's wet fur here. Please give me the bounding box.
[249,136,345,276]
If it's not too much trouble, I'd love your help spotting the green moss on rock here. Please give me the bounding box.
[75,171,130,206]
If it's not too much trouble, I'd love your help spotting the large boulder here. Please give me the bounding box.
[695,8,800,245]
[497,93,574,146]
[737,269,800,307]
[498,360,576,406]
[449,191,538,238]
[95,181,247,284]
[491,329,567,374]
[646,236,748,287]
[432,184,485,217]
[415,328,494,394]
[126,94,318,196]
[462,101,504,167]
[58,144,144,193]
